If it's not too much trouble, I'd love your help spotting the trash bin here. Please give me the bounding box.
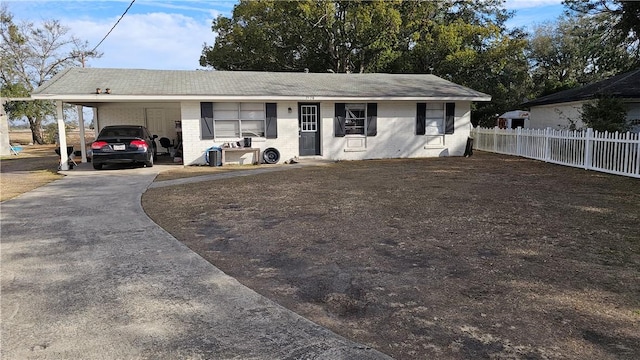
[464,137,474,157]
[206,146,222,166]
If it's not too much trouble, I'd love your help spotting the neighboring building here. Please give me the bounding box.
[31,68,490,165]
[496,110,530,129]
[522,68,640,132]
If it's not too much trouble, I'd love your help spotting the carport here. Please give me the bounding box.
[37,98,181,171]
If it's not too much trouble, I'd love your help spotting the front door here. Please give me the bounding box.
[299,103,321,156]
[145,108,167,138]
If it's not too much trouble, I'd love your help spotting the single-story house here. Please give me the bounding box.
[522,68,640,132]
[31,68,490,167]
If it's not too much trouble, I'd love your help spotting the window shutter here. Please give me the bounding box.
[416,103,426,135]
[265,103,277,139]
[335,103,346,137]
[200,102,214,139]
[445,102,455,134]
[366,103,377,136]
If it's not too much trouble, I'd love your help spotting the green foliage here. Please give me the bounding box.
[527,13,638,98]
[200,0,404,73]
[564,0,640,61]
[581,96,629,133]
[201,0,530,127]
[42,122,59,144]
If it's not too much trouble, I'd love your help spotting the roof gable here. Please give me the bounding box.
[523,68,640,107]
[31,68,491,102]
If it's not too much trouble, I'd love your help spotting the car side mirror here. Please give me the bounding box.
[152,135,158,139]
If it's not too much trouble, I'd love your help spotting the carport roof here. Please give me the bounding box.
[31,67,491,102]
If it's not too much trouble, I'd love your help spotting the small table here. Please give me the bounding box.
[221,147,260,165]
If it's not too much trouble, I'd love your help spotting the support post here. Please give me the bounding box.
[0,98,11,156]
[57,100,68,171]
[77,105,87,162]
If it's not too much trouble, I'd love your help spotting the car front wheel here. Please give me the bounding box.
[93,162,103,170]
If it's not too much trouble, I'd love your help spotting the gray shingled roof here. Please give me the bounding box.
[31,67,490,100]
[522,68,640,107]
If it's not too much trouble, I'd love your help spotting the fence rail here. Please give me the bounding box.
[471,127,640,178]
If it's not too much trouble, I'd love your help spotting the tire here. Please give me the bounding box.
[262,148,280,164]
[93,162,103,170]
[145,153,154,168]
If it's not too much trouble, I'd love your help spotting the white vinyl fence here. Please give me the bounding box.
[471,127,640,178]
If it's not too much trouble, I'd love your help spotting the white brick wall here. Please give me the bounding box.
[96,100,473,165]
[97,102,181,141]
[180,101,301,165]
[529,102,585,130]
[321,101,472,160]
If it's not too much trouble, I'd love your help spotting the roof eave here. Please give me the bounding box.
[31,94,492,102]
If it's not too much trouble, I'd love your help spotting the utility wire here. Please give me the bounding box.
[90,0,136,54]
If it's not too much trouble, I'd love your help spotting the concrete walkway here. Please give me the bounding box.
[1,164,391,359]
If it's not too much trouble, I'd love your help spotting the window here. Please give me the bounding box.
[301,105,318,132]
[213,102,265,138]
[425,103,444,135]
[335,103,377,137]
[345,103,366,135]
[416,102,455,135]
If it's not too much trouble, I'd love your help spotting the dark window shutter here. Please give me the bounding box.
[265,103,277,139]
[335,103,346,137]
[416,103,426,135]
[366,103,377,136]
[200,102,214,139]
[445,102,455,134]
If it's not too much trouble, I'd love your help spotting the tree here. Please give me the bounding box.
[525,16,624,97]
[201,0,403,73]
[0,5,99,144]
[563,0,640,65]
[581,95,629,132]
[384,0,529,126]
[200,0,531,127]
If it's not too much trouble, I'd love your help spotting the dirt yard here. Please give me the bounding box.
[142,152,639,360]
[1,130,95,202]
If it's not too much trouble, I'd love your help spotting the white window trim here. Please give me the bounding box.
[213,102,266,139]
[424,102,446,135]
[345,103,367,136]
[300,105,318,133]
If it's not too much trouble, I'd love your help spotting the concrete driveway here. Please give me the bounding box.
[1,164,390,359]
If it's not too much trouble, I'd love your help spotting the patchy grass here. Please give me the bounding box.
[1,129,95,202]
[0,145,62,202]
[143,152,640,360]
[154,164,264,182]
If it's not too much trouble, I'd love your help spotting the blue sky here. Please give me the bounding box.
[4,0,566,70]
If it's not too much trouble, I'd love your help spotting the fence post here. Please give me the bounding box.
[516,127,522,156]
[584,128,593,170]
[544,127,550,162]
[623,132,629,174]
[494,126,498,153]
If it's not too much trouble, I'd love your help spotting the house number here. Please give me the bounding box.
[305,96,315,100]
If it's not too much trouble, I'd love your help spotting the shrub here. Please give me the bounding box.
[581,96,629,133]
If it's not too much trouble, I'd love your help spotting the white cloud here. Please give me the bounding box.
[65,12,215,70]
